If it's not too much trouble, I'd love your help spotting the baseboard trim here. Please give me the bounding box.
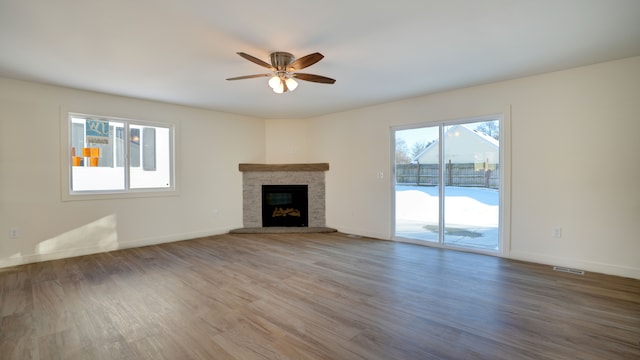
[0,228,231,269]
[4,232,636,280]
[333,226,388,241]
[509,250,640,280]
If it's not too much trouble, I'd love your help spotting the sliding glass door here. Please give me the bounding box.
[394,117,501,252]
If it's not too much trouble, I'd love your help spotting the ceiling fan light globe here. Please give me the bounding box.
[268,76,281,89]
[285,77,298,91]
[273,81,285,94]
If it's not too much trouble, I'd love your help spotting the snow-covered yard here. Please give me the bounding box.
[395,185,499,251]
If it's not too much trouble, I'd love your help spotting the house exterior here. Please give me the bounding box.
[414,124,499,168]
[403,125,499,187]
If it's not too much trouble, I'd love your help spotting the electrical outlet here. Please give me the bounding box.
[377,171,384,180]
[552,227,562,238]
[9,228,19,239]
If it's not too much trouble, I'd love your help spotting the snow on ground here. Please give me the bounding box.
[395,185,500,250]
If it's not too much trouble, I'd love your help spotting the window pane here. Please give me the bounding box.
[130,125,171,189]
[394,126,440,242]
[443,121,500,251]
[70,117,125,191]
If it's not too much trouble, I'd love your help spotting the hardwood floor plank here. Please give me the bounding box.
[37,328,84,360]
[1,269,34,317]
[0,232,638,359]
[0,312,38,359]
[31,280,74,338]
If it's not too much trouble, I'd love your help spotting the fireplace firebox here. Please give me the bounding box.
[262,185,308,227]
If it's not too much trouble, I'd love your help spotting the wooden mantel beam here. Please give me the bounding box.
[238,163,329,172]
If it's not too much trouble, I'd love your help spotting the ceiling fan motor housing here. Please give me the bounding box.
[270,52,294,70]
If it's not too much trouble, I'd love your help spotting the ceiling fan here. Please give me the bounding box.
[226,51,336,94]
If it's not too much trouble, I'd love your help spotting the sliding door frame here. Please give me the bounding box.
[391,107,511,257]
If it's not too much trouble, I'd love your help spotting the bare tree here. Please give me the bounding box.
[475,121,499,140]
[395,138,411,164]
[410,140,431,160]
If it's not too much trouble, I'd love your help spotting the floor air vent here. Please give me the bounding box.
[553,266,585,275]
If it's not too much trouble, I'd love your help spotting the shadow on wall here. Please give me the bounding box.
[1,214,119,268]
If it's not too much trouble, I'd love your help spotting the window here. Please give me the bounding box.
[66,113,174,197]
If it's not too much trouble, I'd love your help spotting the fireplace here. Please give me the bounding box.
[236,163,331,230]
[262,185,308,227]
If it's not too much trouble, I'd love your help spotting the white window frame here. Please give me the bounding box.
[61,111,178,201]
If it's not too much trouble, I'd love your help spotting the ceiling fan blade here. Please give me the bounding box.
[236,52,274,70]
[288,52,324,71]
[293,73,336,84]
[226,74,271,81]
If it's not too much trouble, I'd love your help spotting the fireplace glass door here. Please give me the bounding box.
[262,185,308,227]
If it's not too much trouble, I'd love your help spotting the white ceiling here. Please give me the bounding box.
[1,0,639,119]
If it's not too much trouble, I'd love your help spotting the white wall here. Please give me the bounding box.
[0,77,265,267]
[265,119,311,163]
[267,56,640,279]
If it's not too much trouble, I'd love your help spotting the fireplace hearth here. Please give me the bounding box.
[262,185,308,227]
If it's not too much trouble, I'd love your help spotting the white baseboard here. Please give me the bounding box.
[331,231,640,280]
[509,250,640,280]
[117,229,229,250]
[5,230,635,280]
[333,226,389,241]
[0,228,231,269]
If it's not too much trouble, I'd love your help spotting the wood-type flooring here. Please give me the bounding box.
[1,232,639,359]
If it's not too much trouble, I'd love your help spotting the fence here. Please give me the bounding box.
[395,162,499,189]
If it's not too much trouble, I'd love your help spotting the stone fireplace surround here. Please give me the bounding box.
[230,163,337,234]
